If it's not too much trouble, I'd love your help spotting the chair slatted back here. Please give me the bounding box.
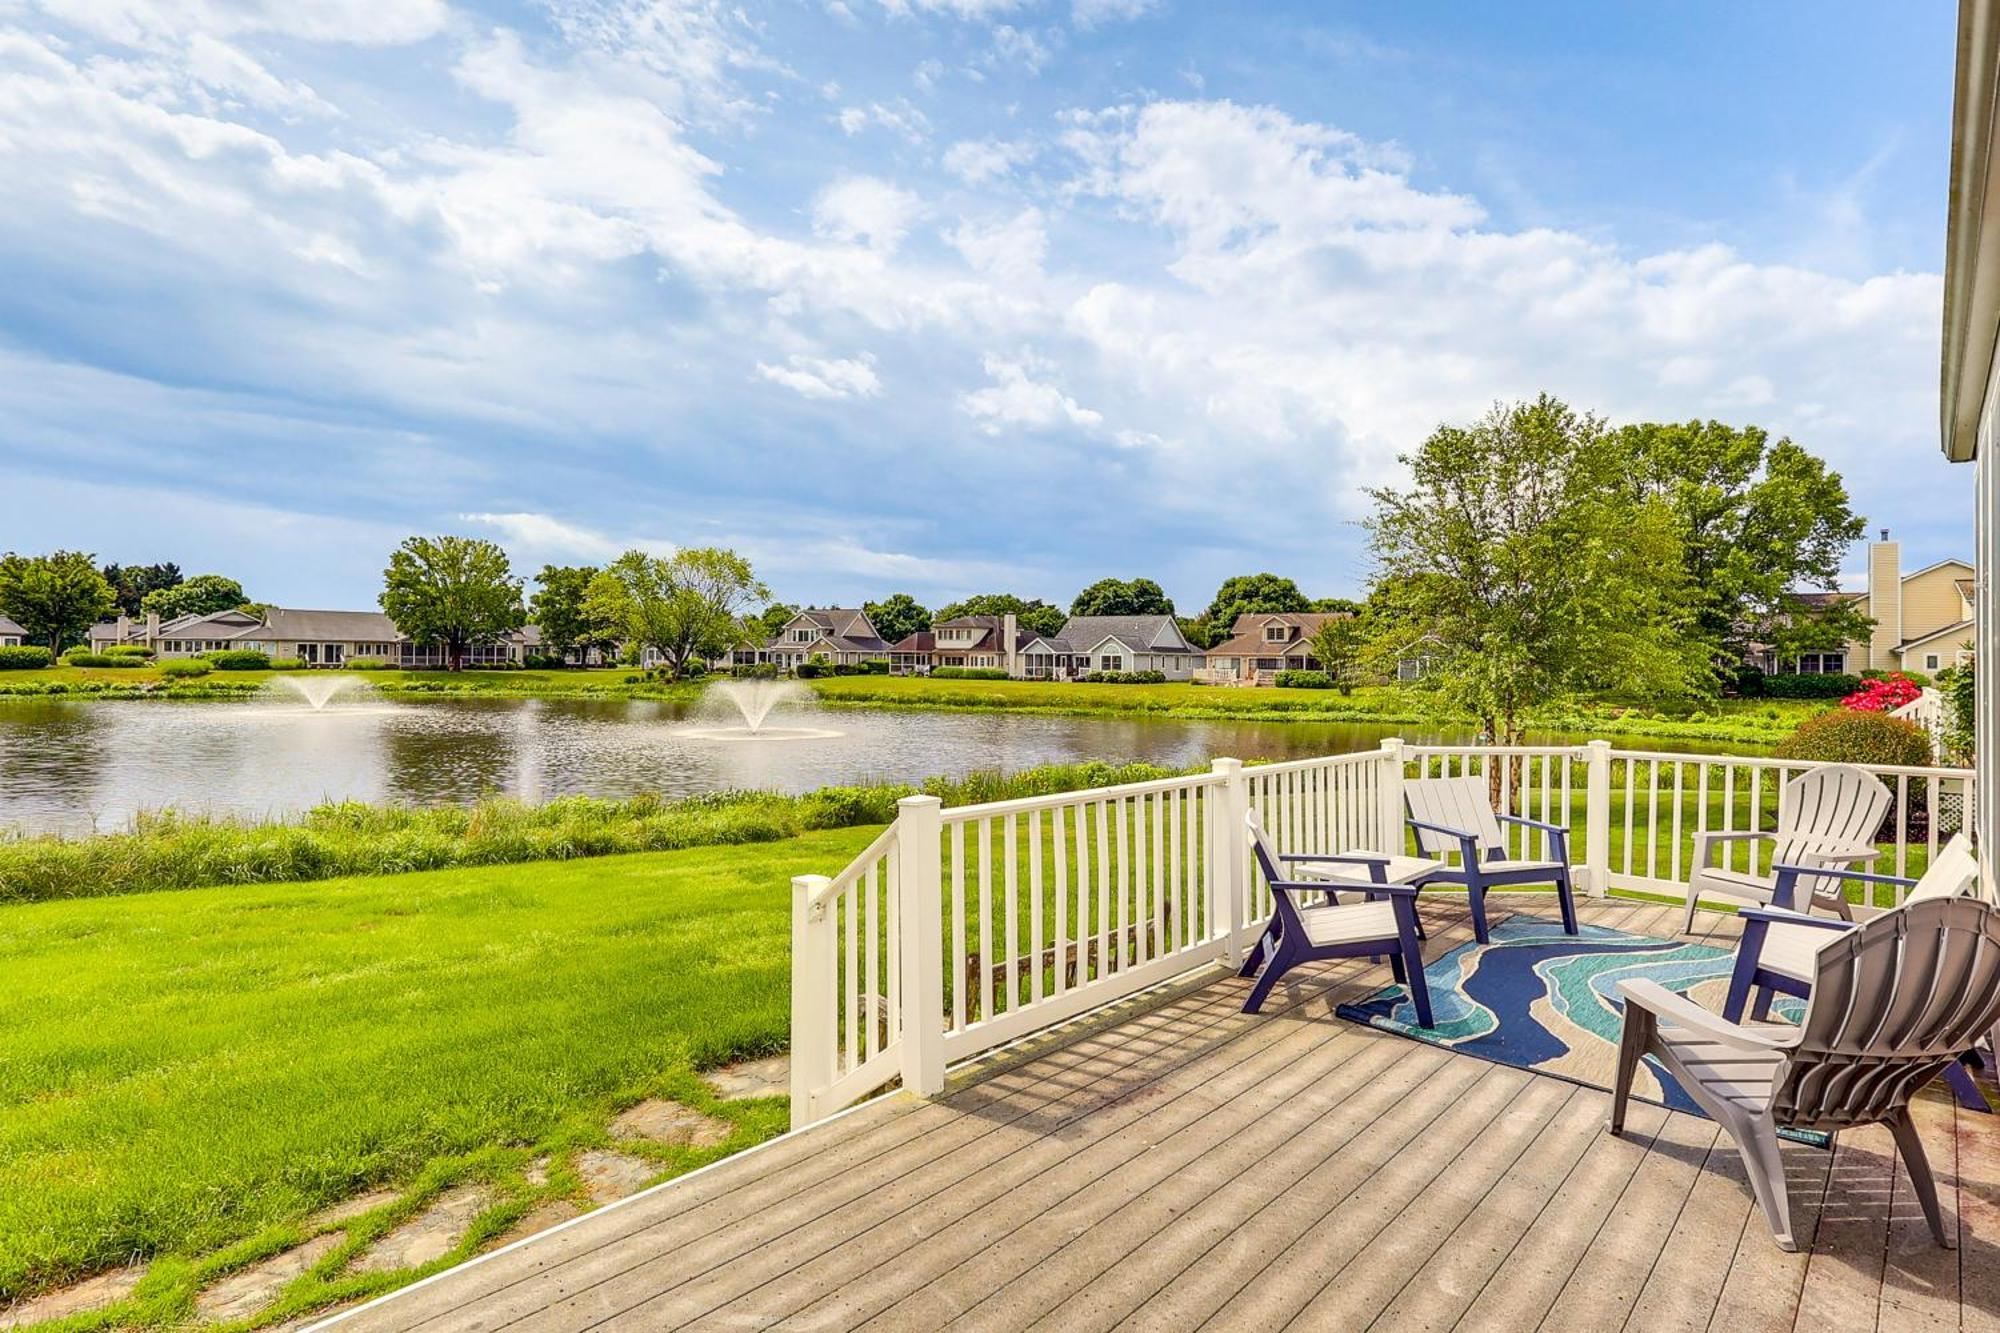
[1245,809,1284,887]
[1775,898,2000,1128]
[1769,764,1892,866]
[1904,834,1983,906]
[1405,776,1506,858]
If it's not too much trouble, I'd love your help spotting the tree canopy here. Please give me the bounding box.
[1068,577,1174,618]
[0,551,118,653]
[379,536,525,671]
[140,573,246,621]
[1306,615,1364,696]
[931,593,1066,639]
[100,562,181,618]
[1188,573,1310,646]
[1366,395,1706,747]
[751,603,799,640]
[1619,419,1870,662]
[530,565,610,662]
[585,547,767,679]
[864,593,931,644]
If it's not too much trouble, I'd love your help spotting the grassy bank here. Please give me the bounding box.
[0,761,1189,904]
[0,830,879,1314]
[0,665,703,703]
[808,675,1824,747]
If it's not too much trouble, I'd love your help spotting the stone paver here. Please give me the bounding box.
[704,1054,789,1101]
[349,1185,493,1274]
[310,1188,402,1229]
[197,1233,342,1322]
[608,1099,731,1148]
[577,1149,662,1204]
[0,1267,144,1329]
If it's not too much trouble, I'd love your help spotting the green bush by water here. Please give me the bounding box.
[0,646,51,670]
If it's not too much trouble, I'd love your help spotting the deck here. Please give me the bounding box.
[326,895,2000,1332]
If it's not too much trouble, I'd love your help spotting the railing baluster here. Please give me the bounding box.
[950,822,966,1031]
[1074,801,1092,984]
[1670,760,1684,884]
[1151,790,1166,960]
[978,816,993,1023]
[1052,807,1069,997]
[1004,813,1020,1011]
[1096,799,1112,980]
[844,886,859,1074]
[1894,774,1910,895]
[1029,809,1045,1004]
[1721,763,1736,872]
[1621,756,1635,876]
[1116,795,1133,971]
[1645,759,1660,881]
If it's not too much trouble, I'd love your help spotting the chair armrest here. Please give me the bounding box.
[1692,829,1771,870]
[1737,905,1855,932]
[1496,813,1564,835]
[1279,850,1387,864]
[1694,831,1773,844]
[1617,979,1798,1051]
[1406,816,1477,840]
[1770,862,1913,888]
[1787,839,1881,864]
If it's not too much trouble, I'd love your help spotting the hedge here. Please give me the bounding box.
[1082,670,1168,684]
[931,667,1011,679]
[0,646,53,670]
[199,649,272,671]
[1772,709,1933,768]
[1762,673,1861,699]
[61,651,144,668]
[268,658,305,670]
[106,644,155,658]
[1273,669,1332,689]
[345,657,394,670]
[160,658,213,678]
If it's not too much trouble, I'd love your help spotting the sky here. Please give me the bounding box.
[0,0,1970,613]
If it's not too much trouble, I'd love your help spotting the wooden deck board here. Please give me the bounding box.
[319,895,2000,1333]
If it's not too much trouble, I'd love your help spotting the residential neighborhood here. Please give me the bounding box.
[86,608,542,668]
[1746,530,1975,676]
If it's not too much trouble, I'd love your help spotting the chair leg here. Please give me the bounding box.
[1750,987,1776,1023]
[1722,966,1757,1025]
[1238,923,1274,978]
[1610,1007,1651,1136]
[1888,1108,1955,1248]
[1682,884,1703,935]
[1399,930,1433,1029]
[1554,868,1579,935]
[1467,879,1491,944]
[1242,943,1293,1014]
[1733,1116,1797,1251]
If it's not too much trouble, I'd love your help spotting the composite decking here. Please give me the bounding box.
[326,895,2000,1332]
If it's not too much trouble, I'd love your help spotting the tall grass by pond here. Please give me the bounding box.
[0,760,1190,904]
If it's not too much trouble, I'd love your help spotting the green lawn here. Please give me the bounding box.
[0,827,880,1311]
[0,665,702,703]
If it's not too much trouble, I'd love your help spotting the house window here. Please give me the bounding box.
[1100,655,1123,671]
[1795,653,1846,675]
[791,629,813,643]
[1925,653,1941,671]
[1255,657,1282,671]
[1264,626,1290,643]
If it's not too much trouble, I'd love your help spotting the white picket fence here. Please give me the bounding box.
[788,739,1975,1128]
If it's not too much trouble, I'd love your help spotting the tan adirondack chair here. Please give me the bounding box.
[1682,763,1890,933]
[1613,897,2000,1250]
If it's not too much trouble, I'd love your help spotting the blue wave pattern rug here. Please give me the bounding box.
[1336,914,1810,1125]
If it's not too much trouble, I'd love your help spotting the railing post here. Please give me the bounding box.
[1211,758,1247,965]
[894,795,946,1099]
[790,874,837,1130]
[1377,737,1406,854]
[1583,740,1612,898]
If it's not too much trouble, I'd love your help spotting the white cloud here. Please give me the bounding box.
[35,0,451,47]
[947,208,1046,285]
[988,24,1051,73]
[460,511,628,560]
[835,98,932,143]
[811,175,926,250]
[942,136,1034,184]
[874,0,1025,19]
[959,355,1102,434]
[1071,0,1160,28]
[756,353,883,400]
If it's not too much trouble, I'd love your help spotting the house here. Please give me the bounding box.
[1197,612,1353,685]
[1747,531,1974,676]
[86,608,538,667]
[887,614,1067,676]
[759,608,889,671]
[1053,614,1202,679]
[0,614,24,648]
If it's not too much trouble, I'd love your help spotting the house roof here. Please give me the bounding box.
[889,631,935,653]
[1052,615,1196,656]
[0,614,24,637]
[892,618,1041,655]
[1899,619,1978,654]
[1944,0,2000,460]
[776,608,887,654]
[1207,612,1351,660]
[92,606,536,646]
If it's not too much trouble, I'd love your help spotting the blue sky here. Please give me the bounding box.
[0,0,1966,612]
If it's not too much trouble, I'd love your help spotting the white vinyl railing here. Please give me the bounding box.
[789,738,1975,1127]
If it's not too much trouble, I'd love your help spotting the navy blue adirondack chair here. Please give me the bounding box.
[1722,833,1995,1110]
[1239,810,1433,1026]
[1404,775,1579,944]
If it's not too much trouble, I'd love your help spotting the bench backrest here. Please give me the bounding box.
[1405,776,1506,858]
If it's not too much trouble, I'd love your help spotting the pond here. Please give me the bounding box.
[0,688,1769,836]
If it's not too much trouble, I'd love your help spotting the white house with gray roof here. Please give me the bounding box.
[0,614,25,648]
[88,607,539,667]
[1051,614,1202,679]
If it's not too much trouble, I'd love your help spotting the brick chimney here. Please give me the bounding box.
[1867,530,1901,671]
[145,612,160,646]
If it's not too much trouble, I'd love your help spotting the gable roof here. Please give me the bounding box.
[0,614,24,638]
[1052,615,1195,655]
[1207,612,1352,660]
[771,607,887,654]
[1898,619,1978,654]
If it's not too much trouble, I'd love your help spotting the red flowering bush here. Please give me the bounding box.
[1841,672,1921,713]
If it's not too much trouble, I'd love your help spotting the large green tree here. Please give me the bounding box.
[1068,577,1175,618]
[140,573,246,620]
[752,603,799,640]
[1366,395,1706,749]
[1619,420,1870,662]
[863,593,931,644]
[379,536,525,671]
[1191,573,1311,646]
[1305,615,1365,696]
[530,565,608,664]
[0,551,118,653]
[585,547,768,680]
[100,562,181,618]
[932,593,1066,639]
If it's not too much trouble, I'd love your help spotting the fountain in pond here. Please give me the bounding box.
[680,678,844,741]
[265,674,371,712]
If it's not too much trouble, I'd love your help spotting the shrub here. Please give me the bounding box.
[0,645,52,670]
[795,654,833,679]
[1730,663,1766,697]
[1772,709,1934,768]
[62,647,110,666]
[62,650,142,668]
[160,658,213,678]
[106,644,155,659]
[1841,672,1922,713]
[860,658,890,674]
[200,649,271,671]
[344,657,393,670]
[931,667,1012,680]
[1082,670,1168,684]
[267,657,305,671]
[733,662,779,680]
[1274,669,1333,689]
[1762,672,1860,699]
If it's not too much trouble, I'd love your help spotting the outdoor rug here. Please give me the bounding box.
[1335,914,1824,1141]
